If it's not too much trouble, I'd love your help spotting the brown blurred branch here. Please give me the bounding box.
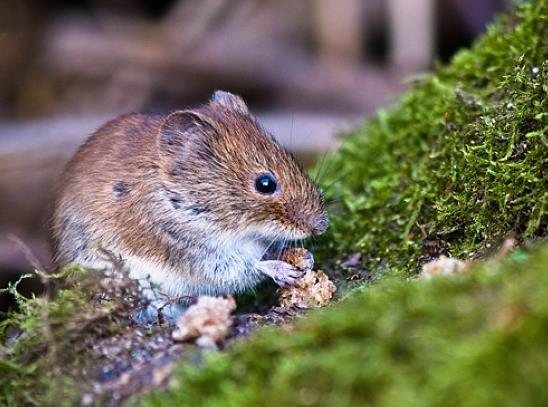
[43,4,401,114]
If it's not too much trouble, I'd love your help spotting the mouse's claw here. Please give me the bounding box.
[257,260,306,287]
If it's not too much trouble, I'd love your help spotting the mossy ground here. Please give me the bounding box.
[141,245,548,407]
[0,265,166,406]
[1,1,547,405]
[316,0,546,277]
[140,1,547,406]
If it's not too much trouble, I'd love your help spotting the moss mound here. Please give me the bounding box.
[0,269,88,406]
[142,245,548,407]
[0,266,149,406]
[141,2,548,406]
[317,0,546,276]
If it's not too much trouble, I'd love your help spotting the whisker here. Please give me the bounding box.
[313,151,328,183]
[260,236,278,260]
[290,112,294,151]
[277,238,287,261]
[322,125,361,177]
[321,170,351,191]
[325,198,344,207]
[309,236,316,252]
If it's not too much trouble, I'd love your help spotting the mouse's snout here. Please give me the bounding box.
[284,200,328,237]
[311,215,329,236]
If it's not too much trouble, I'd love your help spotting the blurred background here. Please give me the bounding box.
[0,0,515,309]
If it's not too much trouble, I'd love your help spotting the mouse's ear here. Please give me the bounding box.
[210,90,249,115]
[158,110,217,170]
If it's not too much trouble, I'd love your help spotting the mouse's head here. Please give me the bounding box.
[157,91,328,244]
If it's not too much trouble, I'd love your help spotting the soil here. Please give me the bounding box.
[85,304,308,406]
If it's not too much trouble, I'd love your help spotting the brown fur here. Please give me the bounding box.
[51,91,327,300]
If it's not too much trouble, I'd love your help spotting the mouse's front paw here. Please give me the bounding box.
[264,248,314,271]
[282,248,314,271]
[257,260,306,287]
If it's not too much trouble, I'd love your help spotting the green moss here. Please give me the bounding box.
[0,269,86,406]
[141,244,548,407]
[140,3,548,406]
[316,0,547,276]
[0,266,141,406]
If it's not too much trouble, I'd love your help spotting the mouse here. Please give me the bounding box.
[51,90,328,321]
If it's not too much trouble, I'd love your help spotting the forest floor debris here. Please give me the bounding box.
[172,296,236,349]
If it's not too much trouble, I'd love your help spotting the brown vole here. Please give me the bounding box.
[51,91,327,319]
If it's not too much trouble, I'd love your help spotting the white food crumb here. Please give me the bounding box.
[420,256,468,278]
[172,296,236,349]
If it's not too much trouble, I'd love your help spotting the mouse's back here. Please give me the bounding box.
[51,113,165,267]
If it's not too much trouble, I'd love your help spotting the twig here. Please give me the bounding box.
[7,234,50,276]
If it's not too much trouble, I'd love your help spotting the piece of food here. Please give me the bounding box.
[279,270,336,308]
[420,256,468,278]
[280,247,315,271]
[172,296,236,349]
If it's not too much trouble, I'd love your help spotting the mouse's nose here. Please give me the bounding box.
[311,216,329,235]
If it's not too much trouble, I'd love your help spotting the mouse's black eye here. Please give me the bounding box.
[255,173,278,195]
